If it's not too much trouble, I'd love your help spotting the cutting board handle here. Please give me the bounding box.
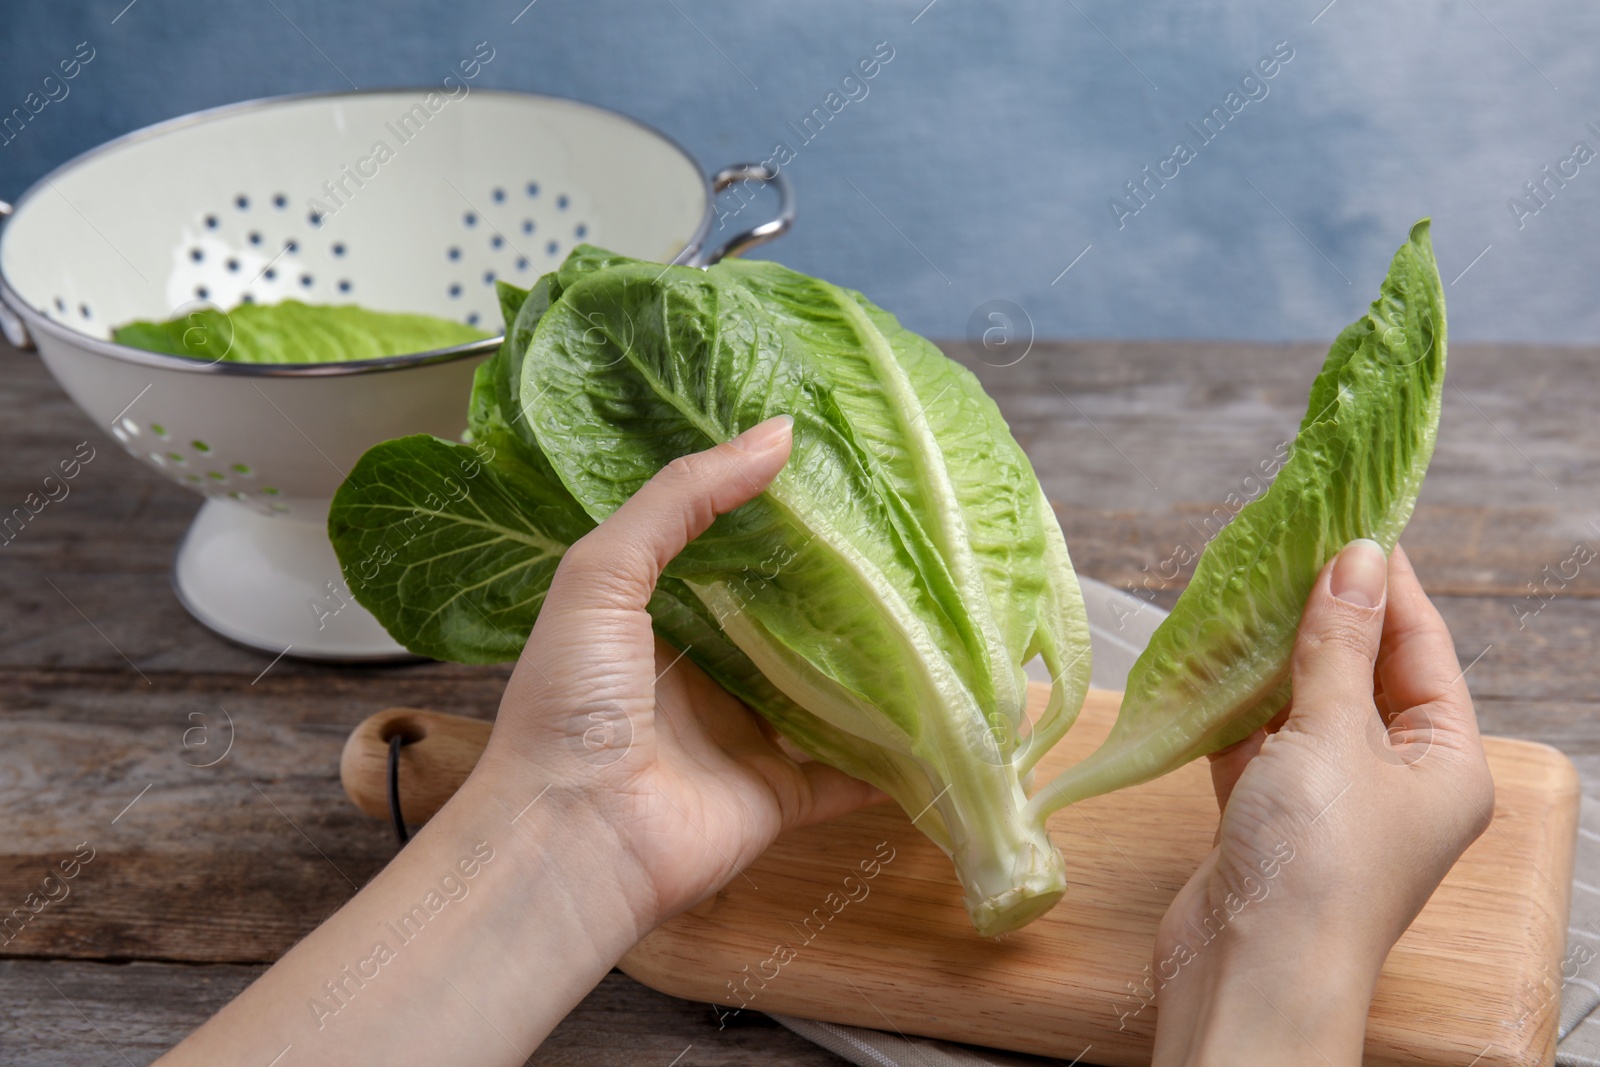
[340,708,491,824]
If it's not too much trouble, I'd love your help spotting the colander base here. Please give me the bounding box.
[173,499,418,662]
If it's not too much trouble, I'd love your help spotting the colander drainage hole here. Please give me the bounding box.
[235,194,249,211]
[190,248,203,263]
[522,220,534,235]
[338,280,351,293]
[79,304,91,319]
[466,312,480,326]
[463,212,477,227]
[192,440,210,453]
[447,247,461,261]
[492,187,506,202]
[526,182,539,197]
[274,193,288,209]
[301,274,313,288]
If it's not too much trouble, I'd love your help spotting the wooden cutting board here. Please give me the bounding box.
[340,685,1579,1066]
[619,687,1579,1067]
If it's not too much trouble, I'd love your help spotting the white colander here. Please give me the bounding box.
[0,89,792,661]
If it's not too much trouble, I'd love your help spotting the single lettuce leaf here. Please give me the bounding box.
[1030,219,1447,814]
[328,433,588,662]
[113,300,487,364]
[713,262,1058,743]
[518,255,1086,933]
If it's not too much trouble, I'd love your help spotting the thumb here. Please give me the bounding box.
[1287,538,1389,733]
[547,415,794,613]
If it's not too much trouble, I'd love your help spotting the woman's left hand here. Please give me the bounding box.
[472,413,884,936]
[157,416,883,1067]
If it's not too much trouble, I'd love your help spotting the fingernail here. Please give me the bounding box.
[731,414,793,452]
[1330,538,1387,608]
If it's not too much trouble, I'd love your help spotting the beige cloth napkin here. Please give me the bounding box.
[768,578,1600,1066]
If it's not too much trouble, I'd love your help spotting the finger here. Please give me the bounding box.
[1375,544,1482,743]
[1208,726,1268,816]
[785,762,892,832]
[548,415,793,613]
[1287,538,1389,734]
[1205,701,1290,816]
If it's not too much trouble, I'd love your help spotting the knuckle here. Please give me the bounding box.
[663,451,717,485]
[553,537,644,602]
[1304,608,1379,664]
[557,536,604,575]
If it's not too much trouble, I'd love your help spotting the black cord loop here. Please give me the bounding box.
[387,733,410,847]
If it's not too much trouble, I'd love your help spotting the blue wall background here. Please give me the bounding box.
[3,0,1598,343]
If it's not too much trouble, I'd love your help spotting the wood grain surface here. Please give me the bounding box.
[2,334,1596,1066]
[621,689,1579,1067]
[335,690,1580,1066]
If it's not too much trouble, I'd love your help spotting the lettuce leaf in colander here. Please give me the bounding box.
[113,300,486,364]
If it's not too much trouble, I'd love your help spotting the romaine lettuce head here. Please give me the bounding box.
[332,250,1093,934]
[515,252,1091,934]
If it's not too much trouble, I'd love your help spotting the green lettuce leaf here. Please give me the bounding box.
[113,300,487,364]
[328,432,588,662]
[1030,219,1447,814]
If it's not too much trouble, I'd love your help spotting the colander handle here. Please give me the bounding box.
[0,200,33,351]
[683,163,795,268]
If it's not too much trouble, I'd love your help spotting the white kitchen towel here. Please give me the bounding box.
[770,578,1599,1065]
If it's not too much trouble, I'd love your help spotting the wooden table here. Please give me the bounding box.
[1,336,1595,1066]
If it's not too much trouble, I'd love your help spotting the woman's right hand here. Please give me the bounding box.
[1151,541,1495,1066]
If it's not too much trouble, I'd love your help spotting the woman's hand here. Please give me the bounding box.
[1151,540,1495,1066]
[470,413,882,936]
[159,417,881,1067]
